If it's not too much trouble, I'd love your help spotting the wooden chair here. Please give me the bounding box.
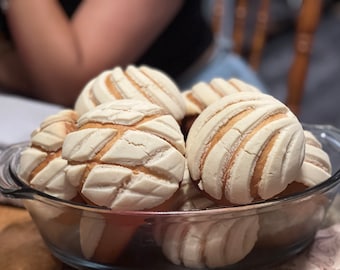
[212,0,324,116]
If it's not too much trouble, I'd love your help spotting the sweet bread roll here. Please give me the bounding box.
[74,65,186,122]
[18,109,79,201]
[18,110,82,249]
[154,210,259,268]
[186,92,305,205]
[181,78,260,137]
[79,211,140,264]
[153,163,258,269]
[183,78,260,116]
[62,99,186,210]
[296,130,332,186]
[279,130,332,197]
[67,99,186,264]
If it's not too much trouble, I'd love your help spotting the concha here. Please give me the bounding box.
[62,99,186,210]
[186,92,305,205]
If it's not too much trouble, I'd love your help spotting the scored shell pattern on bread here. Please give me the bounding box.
[186,92,306,205]
[182,78,260,116]
[18,109,79,200]
[62,99,186,210]
[180,78,261,138]
[295,130,332,186]
[154,211,259,268]
[74,65,186,121]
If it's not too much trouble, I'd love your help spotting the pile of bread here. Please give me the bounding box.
[18,65,332,269]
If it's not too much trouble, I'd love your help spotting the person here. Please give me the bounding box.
[0,0,265,107]
[0,0,235,108]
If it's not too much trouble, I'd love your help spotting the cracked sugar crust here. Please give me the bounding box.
[62,99,186,210]
[186,92,305,205]
[74,65,186,121]
[29,109,78,152]
[18,109,79,200]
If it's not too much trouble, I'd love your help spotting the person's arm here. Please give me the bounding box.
[1,0,183,107]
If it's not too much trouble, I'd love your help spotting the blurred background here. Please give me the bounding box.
[0,0,339,130]
[252,0,340,127]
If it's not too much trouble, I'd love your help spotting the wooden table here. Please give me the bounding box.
[0,203,73,270]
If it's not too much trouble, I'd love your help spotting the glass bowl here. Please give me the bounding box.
[0,124,339,270]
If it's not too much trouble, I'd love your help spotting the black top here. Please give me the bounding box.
[136,0,213,79]
[0,0,213,80]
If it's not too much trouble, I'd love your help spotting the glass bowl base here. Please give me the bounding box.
[47,233,315,270]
